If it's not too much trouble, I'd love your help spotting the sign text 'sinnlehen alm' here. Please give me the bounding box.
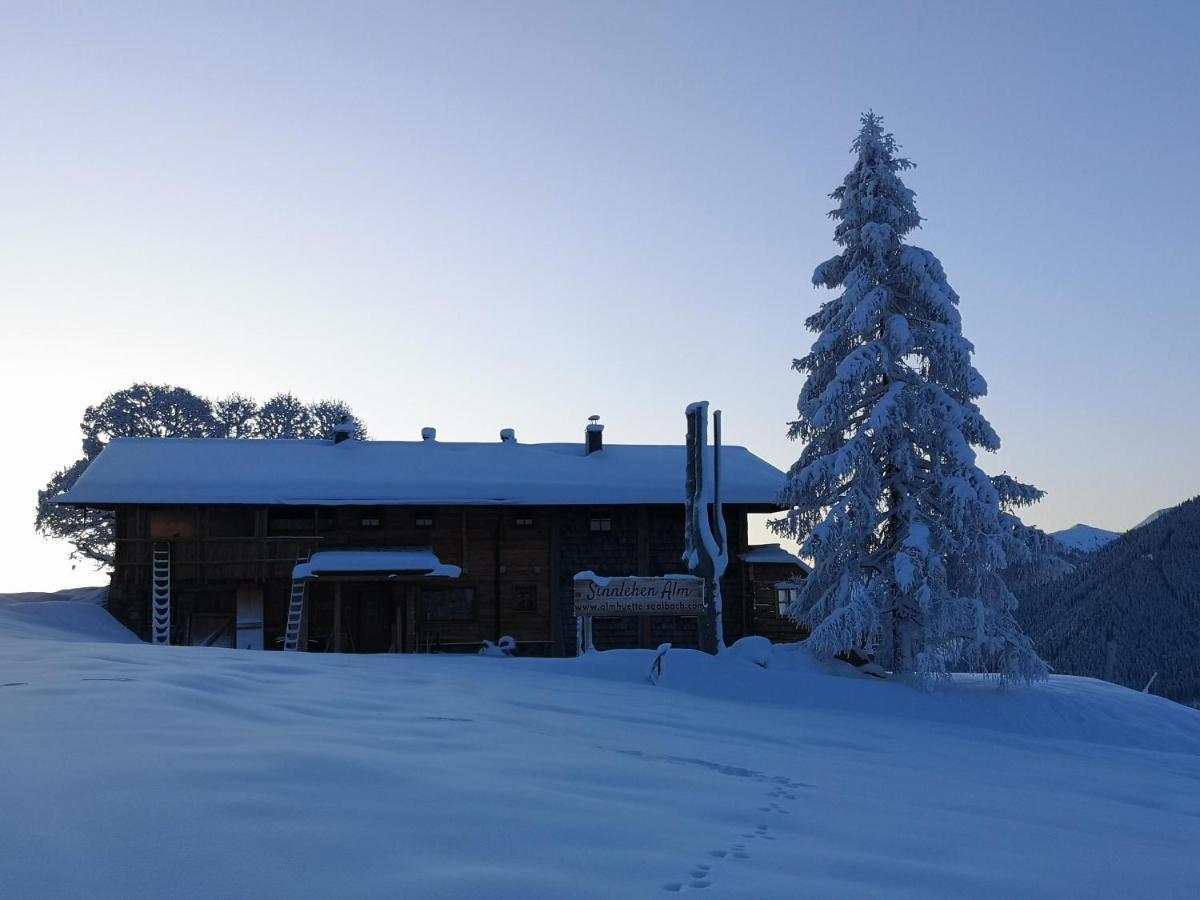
[573,577,705,617]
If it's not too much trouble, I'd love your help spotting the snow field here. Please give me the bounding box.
[1,594,1198,898]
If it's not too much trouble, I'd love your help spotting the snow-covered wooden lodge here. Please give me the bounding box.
[57,422,808,654]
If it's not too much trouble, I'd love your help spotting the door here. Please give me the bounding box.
[235,584,264,650]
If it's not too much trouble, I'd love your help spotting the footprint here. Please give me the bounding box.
[649,754,805,894]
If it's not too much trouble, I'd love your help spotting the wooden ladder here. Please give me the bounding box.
[151,542,172,645]
[283,552,310,652]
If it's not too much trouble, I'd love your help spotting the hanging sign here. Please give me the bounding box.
[573,575,705,617]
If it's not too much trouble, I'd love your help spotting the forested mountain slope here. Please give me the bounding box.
[1018,497,1200,706]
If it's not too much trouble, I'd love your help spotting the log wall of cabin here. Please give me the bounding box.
[743,562,809,644]
[109,504,558,651]
[108,502,761,653]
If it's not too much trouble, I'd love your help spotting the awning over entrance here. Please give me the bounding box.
[293,549,461,580]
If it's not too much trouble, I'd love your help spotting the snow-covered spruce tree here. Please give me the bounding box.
[773,112,1063,684]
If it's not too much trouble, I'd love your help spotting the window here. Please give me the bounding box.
[513,585,537,612]
[589,509,612,532]
[776,586,802,617]
[515,515,534,527]
[420,587,475,621]
[359,507,381,528]
[415,509,434,528]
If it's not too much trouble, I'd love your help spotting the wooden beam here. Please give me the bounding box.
[333,582,343,653]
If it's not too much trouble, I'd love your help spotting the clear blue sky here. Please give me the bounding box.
[2,1,1197,590]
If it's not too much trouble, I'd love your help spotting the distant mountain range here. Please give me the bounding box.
[1050,503,1181,553]
[1018,496,1200,708]
[1051,523,1120,552]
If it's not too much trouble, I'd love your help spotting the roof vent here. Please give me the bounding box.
[332,418,357,445]
[421,427,437,442]
[500,428,516,443]
[585,415,603,455]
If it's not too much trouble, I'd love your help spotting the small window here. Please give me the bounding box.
[415,509,434,528]
[515,515,534,527]
[420,587,475,621]
[360,507,381,528]
[589,509,612,532]
[776,587,802,617]
[513,585,537,612]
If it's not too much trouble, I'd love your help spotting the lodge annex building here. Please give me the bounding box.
[58,421,807,654]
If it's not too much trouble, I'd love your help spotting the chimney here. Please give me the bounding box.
[500,428,516,443]
[421,427,437,442]
[332,418,356,444]
[585,415,603,455]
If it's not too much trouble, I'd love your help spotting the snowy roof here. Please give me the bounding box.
[293,550,460,580]
[56,437,786,508]
[738,544,810,571]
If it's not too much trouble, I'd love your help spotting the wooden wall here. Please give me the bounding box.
[742,562,809,644]
[109,502,773,654]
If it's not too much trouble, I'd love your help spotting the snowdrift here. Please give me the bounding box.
[1,596,1198,899]
[0,586,137,644]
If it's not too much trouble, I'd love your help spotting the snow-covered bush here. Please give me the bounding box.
[479,636,517,657]
[727,636,774,669]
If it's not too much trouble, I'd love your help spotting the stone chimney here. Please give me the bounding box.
[421,427,437,442]
[332,418,356,444]
[500,428,516,443]
[585,415,603,455]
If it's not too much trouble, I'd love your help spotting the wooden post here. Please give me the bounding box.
[299,581,310,651]
[636,507,651,648]
[406,584,417,652]
[333,582,343,653]
[549,508,563,657]
[576,615,594,655]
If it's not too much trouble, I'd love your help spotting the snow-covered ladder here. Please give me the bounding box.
[283,552,310,652]
[151,542,172,645]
